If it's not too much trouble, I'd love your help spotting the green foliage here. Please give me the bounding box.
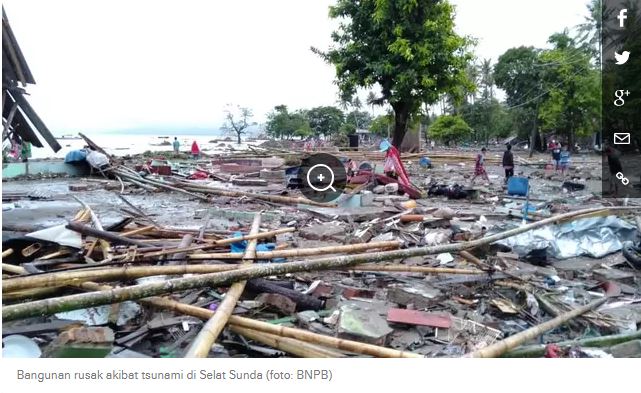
[344,110,373,131]
[494,46,544,109]
[537,31,599,143]
[428,115,472,145]
[370,114,393,136]
[305,106,344,137]
[460,98,513,143]
[339,122,357,135]
[265,105,312,140]
[315,0,474,146]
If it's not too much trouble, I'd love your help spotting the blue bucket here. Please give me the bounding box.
[507,177,529,196]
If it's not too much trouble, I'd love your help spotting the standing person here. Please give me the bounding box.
[559,144,571,176]
[502,144,514,183]
[20,141,32,162]
[191,140,200,159]
[471,147,491,185]
[380,140,411,188]
[605,146,623,195]
[173,137,180,154]
[552,141,562,171]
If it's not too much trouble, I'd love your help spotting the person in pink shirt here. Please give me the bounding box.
[380,140,411,188]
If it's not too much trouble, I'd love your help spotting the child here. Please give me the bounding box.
[471,147,490,185]
[502,144,514,183]
[559,144,570,176]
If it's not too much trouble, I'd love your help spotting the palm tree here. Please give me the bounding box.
[351,96,362,129]
[366,91,377,116]
[576,0,604,65]
[465,63,480,104]
[479,58,494,100]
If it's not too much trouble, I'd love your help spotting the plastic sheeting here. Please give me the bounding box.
[494,216,638,259]
[26,224,82,248]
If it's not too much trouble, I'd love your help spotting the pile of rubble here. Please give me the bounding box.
[2,138,641,358]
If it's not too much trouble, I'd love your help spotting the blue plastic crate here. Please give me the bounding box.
[507,177,529,196]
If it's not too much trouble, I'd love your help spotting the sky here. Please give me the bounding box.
[3,0,591,134]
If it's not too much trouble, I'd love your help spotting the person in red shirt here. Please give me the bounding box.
[191,141,200,159]
[471,147,491,185]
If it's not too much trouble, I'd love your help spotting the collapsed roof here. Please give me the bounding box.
[2,6,61,152]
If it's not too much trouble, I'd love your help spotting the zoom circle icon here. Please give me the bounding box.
[299,153,347,203]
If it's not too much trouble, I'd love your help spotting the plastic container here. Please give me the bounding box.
[507,177,529,196]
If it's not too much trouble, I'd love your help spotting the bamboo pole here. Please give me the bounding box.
[465,297,608,358]
[169,179,337,208]
[4,207,635,321]
[185,213,262,357]
[230,326,343,358]
[117,170,335,208]
[147,297,421,358]
[167,234,193,266]
[3,263,482,292]
[502,330,641,358]
[73,196,111,259]
[188,240,401,260]
[343,265,482,274]
[121,225,156,237]
[139,227,295,259]
[5,263,328,358]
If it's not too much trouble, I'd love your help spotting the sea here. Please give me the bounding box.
[29,130,266,160]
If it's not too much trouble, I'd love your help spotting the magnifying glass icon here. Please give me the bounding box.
[306,164,336,192]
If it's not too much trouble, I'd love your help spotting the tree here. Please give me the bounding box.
[575,0,605,65]
[344,110,372,131]
[314,0,474,148]
[370,113,394,136]
[494,46,545,155]
[265,105,312,140]
[366,91,377,115]
[537,31,599,150]
[305,106,344,138]
[221,105,254,144]
[428,115,472,145]
[478,58,494,100]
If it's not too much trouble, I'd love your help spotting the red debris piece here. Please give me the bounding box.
[386,308,452,328]
[341,287,376,299]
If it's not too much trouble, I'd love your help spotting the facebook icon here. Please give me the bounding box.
[618,9,627,27]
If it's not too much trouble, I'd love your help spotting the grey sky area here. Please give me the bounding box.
[3,0,591,134]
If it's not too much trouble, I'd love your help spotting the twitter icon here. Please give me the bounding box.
[615,51,630,65]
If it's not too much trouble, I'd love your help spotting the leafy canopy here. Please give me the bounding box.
[315,0,474,145]
[428,114,472,144]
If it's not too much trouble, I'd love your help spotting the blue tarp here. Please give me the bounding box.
[64,149,88,163]
[230,231,281,262]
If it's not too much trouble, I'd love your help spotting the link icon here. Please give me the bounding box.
[616,172,629,185]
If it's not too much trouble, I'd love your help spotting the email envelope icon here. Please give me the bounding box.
[614,133,631,144]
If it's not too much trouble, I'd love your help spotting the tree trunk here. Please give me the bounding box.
[528,105,539,158]
[237,132,241,144]
[391,103,409,147]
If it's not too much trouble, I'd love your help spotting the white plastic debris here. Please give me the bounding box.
[2,335,42,358]
[436,253,454,265]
